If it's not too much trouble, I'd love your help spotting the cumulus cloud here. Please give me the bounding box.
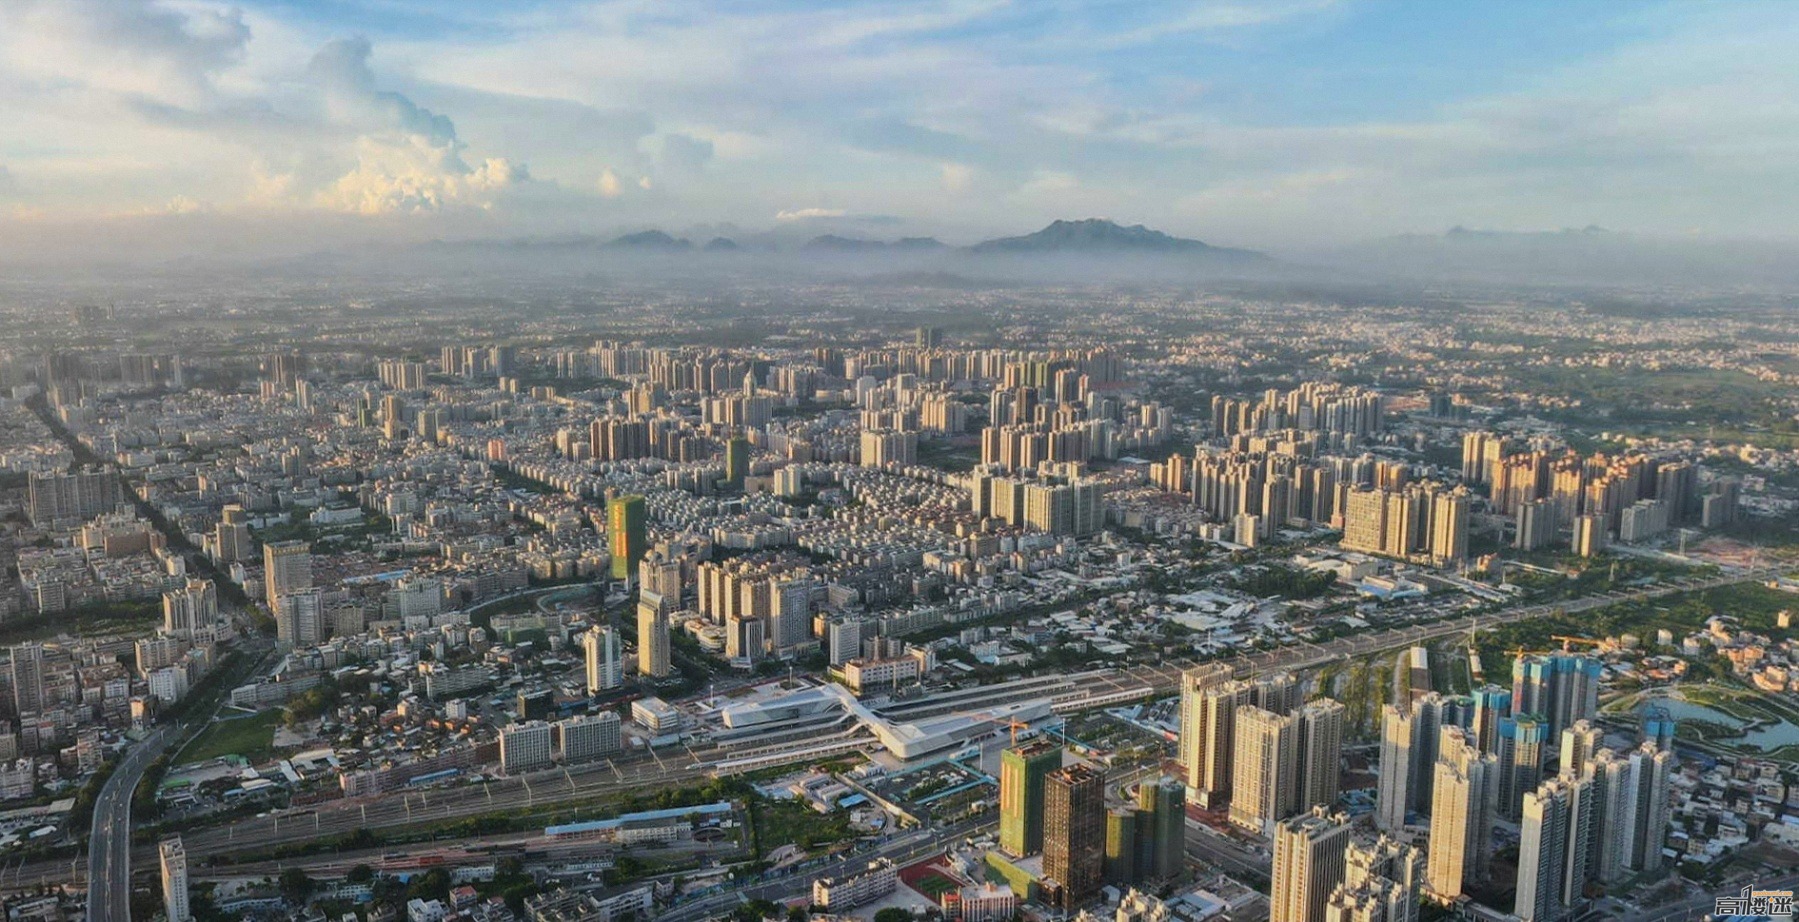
[0,1,250,108]
[940,162,974,192]
[597,168,623,198]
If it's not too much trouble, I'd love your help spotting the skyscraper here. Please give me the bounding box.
[1469,685,1512,757]
[583,625,622,694]
[1185,677,1252,808]
[635,592,672,679]
[1105,808,1138,885]
[1177,664,1234,802]
[1627,742,1675,874]
[1499,715,1548,820]
[1526,653,1601,738]
[262,539,312,610]
[1329,833,1424,922]
[1229,705,1300,837]
[160,837,191,922]
[1270,807,1351,922]
[161,579,217,639]
[1515,775,1593,922]
[998,740,1061,856]
[1375,704,1414,831]
[1043,763,1105,909]
[608,494,647,581]
[1297,699,1346,810]
[724,436,750,489]
[1137,776,1186,881]
[1426,726,1497,903]
[1409,692,1452,812]
[1558,720,1603,778]
[1586,748,1638,884]
[8,643,44,717]
[274,588,323,650]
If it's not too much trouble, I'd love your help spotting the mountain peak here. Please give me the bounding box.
[607,229,691,250]
[967,218,1262,259]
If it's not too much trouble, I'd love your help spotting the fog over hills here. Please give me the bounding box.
[3,211,1797,296]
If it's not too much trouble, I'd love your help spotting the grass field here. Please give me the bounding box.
[179,710,284,765]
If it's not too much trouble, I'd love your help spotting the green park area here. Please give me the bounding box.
[179,710,284,766]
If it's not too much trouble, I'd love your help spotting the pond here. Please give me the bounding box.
[1639,691,1799,749]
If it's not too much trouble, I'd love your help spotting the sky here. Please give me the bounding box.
[1,0,1797,258]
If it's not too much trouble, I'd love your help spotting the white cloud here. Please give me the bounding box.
[597,168,622,198]
[776,208,847,221]
[940,162,973,191]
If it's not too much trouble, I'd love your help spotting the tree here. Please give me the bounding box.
[279,867,315,905]
[787,907,811,922]
[874,910,914,922]
[346,864,374,884]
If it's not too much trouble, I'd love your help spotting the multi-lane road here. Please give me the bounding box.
[87,725,177,922]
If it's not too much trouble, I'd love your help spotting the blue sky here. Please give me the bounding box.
[0,0,1794,255]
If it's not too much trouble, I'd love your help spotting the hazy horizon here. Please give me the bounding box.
[4,1,1799,268]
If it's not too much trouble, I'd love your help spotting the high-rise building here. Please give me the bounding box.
[1469,685,1512,757]
[999,740,1061,856]
[1185,677,1252,807]
[1229,705,1300,837]
[608,495,647,581]
[1513,653,1601,739]
[724,436,751,489]
[555,711,622,764]
[1499,715,1549,820]
[26,468,123,526]
[1426,726,1497,903]
[1137,776,1186,881]
[1043,764,1105,909]
[499,721,554,775]
[1627,742,1675,874]
[160,837,191,922]
[212,504,252,563]
[636,594,672,678]
[768,578,813,653]
[9,643,45,717]
[1515,499,1558,551]
[1270,807,1352,922]
[274,588,324,650]
[583,626,622,694]
[263,539,312,611]
[1559,720,1604,778]
[161,579,217,639]
[1177,664,1234,801]
[1375,704,1414,831]
[1105,808,1138,886]
[1572,513,1606,557]
[1343,833,1423,918]
[1514,775,1593,922]
[1585,748,1638,884]
[1429,488,1470,566]
[1408,692,1455,812]
[1297,699,1346,810]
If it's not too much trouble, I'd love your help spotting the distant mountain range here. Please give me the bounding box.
[968,218,1263,260]
[571,218,1265,262]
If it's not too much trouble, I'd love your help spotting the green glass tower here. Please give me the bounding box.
[608,494,646,581]
[1105,808,1138,885]
[1136,776,1186,881]
[998,740,1061,856]
[724,436,750,489]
